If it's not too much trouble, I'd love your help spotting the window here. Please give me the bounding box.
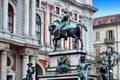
[96,48,100,56]
[73,13,77,20]
[7,75,13,80]
[96,32,100,41]
[7,57,11,66]
[96,48,100,67]
[36,14,41,44]
[55,7,60,15]
[97,20,103,24]
[8,4,14,33]
[108,18,115,23]
[36,0,39,8]
[106,30,114,41]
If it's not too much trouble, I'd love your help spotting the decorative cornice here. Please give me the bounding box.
[83,5,98,13]
[61,0,98,13]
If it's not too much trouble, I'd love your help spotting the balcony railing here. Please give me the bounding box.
[104,37,115,44]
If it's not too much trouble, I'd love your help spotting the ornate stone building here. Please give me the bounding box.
[93,14,120,79]
[0,0,97,80]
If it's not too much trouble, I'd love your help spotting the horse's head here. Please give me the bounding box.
[77,22,88,32]
[49,20,60,35]
[49,25,55,35]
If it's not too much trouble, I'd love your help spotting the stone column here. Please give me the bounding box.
[61,39,64,49]
[22,54,29,79]
[3,0,8,31]
[31,0,36,38]
[45,5,50,45]
[0,0,2,29]
[86,19,92,54]
[66,40,69,49]
[24,0,30,36]
[1,50,7,80]
[30,55,36,80]
[82,20,87,50]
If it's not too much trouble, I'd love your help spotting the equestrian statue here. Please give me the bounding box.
[49,8,88,51]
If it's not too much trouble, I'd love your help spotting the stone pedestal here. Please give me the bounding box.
[38,50,98,80]
[38,73,80,80]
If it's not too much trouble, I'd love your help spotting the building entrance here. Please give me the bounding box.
[36,63,43,80]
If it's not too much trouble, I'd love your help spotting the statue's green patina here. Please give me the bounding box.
[100,58,109,80]
[49,20,88,51]
[56,56,70,74]
[23,63,35,80]
[49,8,88,51]
[77,54,91,80]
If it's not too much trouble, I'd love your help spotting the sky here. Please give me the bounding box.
[93,0,120,18]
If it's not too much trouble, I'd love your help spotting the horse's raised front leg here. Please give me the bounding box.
[53,38,57,51]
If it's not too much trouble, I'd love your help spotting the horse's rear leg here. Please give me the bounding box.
[53,39,57,51]
[75,38,79,51]
[79,38,83,51]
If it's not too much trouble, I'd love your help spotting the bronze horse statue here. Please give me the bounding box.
[49,20,88,51]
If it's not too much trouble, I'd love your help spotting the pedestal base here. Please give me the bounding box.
[38,50,98,80]
[38,73,98,80]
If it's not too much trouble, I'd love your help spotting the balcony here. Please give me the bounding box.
[104,37,115,44]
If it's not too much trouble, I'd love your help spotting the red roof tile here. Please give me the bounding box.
[93,14,120,26]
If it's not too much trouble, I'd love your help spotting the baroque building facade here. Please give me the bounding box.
[0,0,96,80]
[93,14,120,80]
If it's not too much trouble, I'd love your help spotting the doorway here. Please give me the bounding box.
[7,75,12,80]
[36,63,43,80]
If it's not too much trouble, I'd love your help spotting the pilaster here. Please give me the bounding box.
[24,0,30,36]
[3,0,8,31]
[31,0,36,38]
[45,5,50,45]
[22,54,29,79]
[0,0,2,29]
[1,50,7,80]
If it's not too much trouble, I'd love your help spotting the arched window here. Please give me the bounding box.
[8,4,14,33]
[36,0,39,8]
[36,14,41,44]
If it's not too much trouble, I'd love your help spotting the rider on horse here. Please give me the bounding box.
[59,8,69,40]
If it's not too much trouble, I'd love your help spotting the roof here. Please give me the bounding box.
[93,14,120,27]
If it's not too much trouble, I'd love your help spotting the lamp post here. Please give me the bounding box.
[100,46,119,80]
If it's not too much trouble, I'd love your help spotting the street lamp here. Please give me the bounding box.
[100,46,119,80]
